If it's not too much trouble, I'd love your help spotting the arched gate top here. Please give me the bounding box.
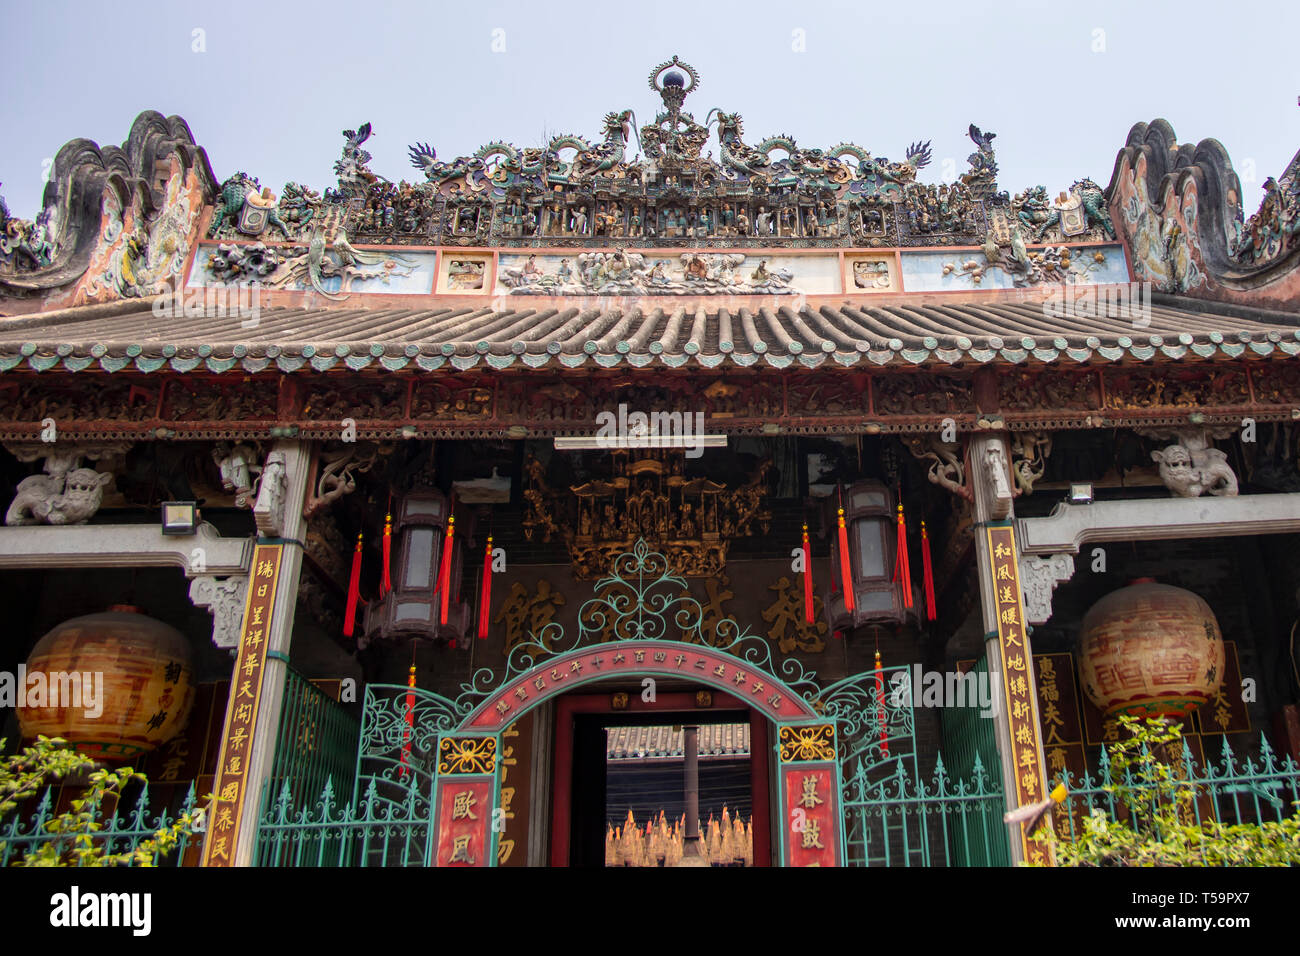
[461,638,821,731]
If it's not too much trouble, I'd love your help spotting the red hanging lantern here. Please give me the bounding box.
[893,503,913,610]
[400,659,416,778]
[380,513,393,597]
[801,523,814,625]
[874,649,889,757]
[836,504,855,613]
[343,532,363,638]
[436,513,455,629]
[477,535,494,640]
[920,520,937,622]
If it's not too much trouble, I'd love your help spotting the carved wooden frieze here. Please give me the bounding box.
[873,373,974,417]
[0,361,1293,445]
[0,381,158,422]
[413,381,495,420]
[1103,368,1249,410]
[165,379,277,421]
[999,370,1099,412]
[302,380,408,421]
[1250,365,1300,406]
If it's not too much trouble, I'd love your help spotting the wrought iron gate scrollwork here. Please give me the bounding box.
[456,537,827,710]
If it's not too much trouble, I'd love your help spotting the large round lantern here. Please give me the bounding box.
[1078,579,1224,719]
[17,605,195,761]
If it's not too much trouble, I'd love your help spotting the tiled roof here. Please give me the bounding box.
[606,723,750,762]
[1,297,1297,375]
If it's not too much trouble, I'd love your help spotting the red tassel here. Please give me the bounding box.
[343,532,363,638]
[437,514,455,629]
[801,524,814,625]
[477,536,494,640]
[875,650,889,757]
[893,502,913,609]
[836,505,854,612]
[921,520,937,622]
[380,513,393,597]
[400,662,416,778]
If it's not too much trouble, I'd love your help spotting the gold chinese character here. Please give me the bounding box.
[801,818,824,850]
[257,559,275,578]
[451,790,478,821]
[448,833,475,865]
[1020,771,1039,798]
[799,774,824,809]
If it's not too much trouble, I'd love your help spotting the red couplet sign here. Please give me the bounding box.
[781,762,842,867]
[434,777,494,867]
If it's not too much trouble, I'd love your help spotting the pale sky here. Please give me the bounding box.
[2,0,1297,219]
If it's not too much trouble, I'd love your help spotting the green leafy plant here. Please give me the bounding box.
[1,735,209,867]
[1036,716,1300,866]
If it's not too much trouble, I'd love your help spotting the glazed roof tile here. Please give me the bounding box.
[606,724,751,762]
[0,296,1296,375]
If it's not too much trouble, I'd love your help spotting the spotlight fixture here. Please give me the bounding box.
[1068,483,1094,505]
[160,501,199,535]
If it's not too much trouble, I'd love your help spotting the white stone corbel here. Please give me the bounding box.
[189,575,249,649]
[253,449,288,537]
[1018,553,1075,625]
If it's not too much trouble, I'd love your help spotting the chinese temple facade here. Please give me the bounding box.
[1,57,1299,867]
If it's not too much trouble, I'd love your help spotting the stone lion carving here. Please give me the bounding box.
[7,467,112,525]
[1148,430,1238,497]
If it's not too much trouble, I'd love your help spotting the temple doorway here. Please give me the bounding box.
[550,691,771,867]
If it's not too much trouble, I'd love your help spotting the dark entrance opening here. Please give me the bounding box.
[551,690,772,867]
[568,709,753,867]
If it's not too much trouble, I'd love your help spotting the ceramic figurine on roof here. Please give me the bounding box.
[210,173,292,239]
[365,57,1118,250]
[1234,161,1300,266]
[961,125,1000,200]
[334,123,382,201]
[0,185,56,272]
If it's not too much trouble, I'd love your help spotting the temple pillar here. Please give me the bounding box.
[202,439,313,866]
[969,432,1052,865]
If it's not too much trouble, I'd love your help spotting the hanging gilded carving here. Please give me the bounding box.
[522,448,772,579]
